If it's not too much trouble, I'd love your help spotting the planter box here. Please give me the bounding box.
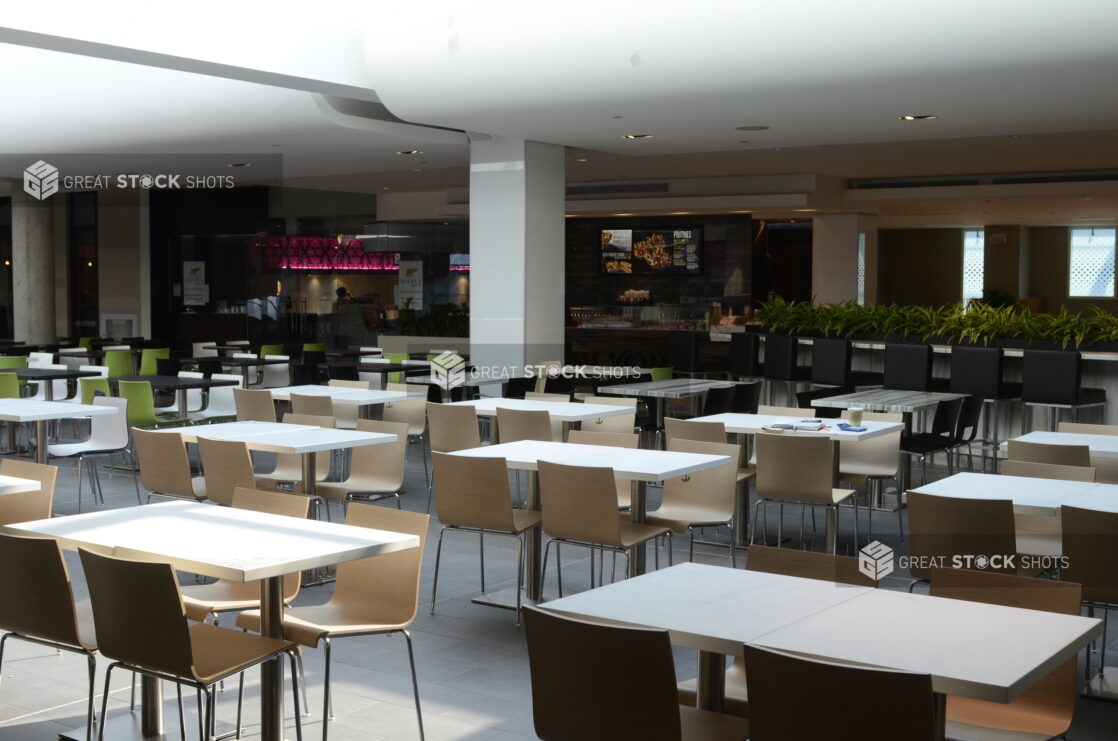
[379,335,470,356]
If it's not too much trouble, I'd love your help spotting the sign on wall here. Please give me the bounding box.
[399,260,423,310]
[183,261,209,306]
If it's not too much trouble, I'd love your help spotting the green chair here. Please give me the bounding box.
[78,336,96,350]
[650,366,674,382]
[302,342,326,353]
[259,344,284,359]
[0,372,20,399]
[384,352,409,384]
[0,356,30,393]
[79,377,111,405]
[104,350,133,379]
[117,381,188,428]
[138,348,170,376]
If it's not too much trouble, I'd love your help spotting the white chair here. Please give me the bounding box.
[189,374,243,424]
[101,345,130,351]
[192,341,218,358]
[28,351,54,368]
[159,371,207,416]
[47,397,140,511]
[260,354,290,389]
[359,355,383,389]
[230,352,258,383]
[359,346,382,356]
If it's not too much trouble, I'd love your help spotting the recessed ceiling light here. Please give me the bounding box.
[794,209,816,213]
[411,168,423,172]
[612,115,624,119]
[382,187,391,190]
[575,157,589,162]
[899,114,938,121]
[395,149,423,155]
[614,213,634,216]
[735,125,770,131]
[621,134,652,140]
[773,147,783,151]
[227,162,251,168]
[739,140,750,144]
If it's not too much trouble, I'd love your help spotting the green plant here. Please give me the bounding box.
[397,299,469,337]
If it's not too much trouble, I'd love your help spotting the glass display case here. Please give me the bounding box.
[568,305,710,331]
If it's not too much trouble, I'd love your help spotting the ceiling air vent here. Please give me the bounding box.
[849,169,1118,190]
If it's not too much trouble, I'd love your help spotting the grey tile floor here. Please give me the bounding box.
[3,438,1118,739]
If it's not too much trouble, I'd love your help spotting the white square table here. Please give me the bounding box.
[543,563,1102,738]
[912,472,1101,515]
[451,440,731,603]
[1007,431,1118,459]
[0,399,115,464]
[265,384,424,420]
[448,397,633,440]
[0,474,41,496]
[5,500,419,741]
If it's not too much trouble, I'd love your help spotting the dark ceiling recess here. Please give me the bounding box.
[849,169,1118,190]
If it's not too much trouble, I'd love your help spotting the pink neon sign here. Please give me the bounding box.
[263,236,400,272]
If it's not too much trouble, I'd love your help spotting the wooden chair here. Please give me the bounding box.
[757,405,815,416]
[254,413,334,502]
[744,645,936,740]
[496,406,554,442]
[429,452,540,623]
[566,430,639,508]
[327,379,370,430]
[316,420,409,508]
[522,393,567,439]
[906,492,1017,586]
[1057,421,1118,435]
[132,428,206,503]
[523,606,749,741]
[664,417,726,444]
[79,548,304,740]
[1061,505,1118,690]
[384,383,429,486]
[0,459,57,525]
[180,487,311,625]
[537,460,671,598]
[425,402,483,511]
[237,505,429,741]
[1006,439,1091,467]
[0,534,98,741]
[1000,459,1096,482]
[646,438,740,566]
[291,393,334,417]
[839,411,905,542]
[233,387,276,422]
[929,568,1080,741]
[580,395,638,434]
[196,437,257,507]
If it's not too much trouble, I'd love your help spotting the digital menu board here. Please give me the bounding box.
[601,228,701,274]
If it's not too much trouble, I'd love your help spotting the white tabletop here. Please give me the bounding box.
[691,413,903,442]
[154,420,316,442]
[0,399,116,422]
[543,563,870,656]
[158,420,396,453]
[913,471,1118,515]
[1008,431,1118,459]
[0,474,42,496]
[449,397,634,423]
[753,587,1101,703]
[813,388,967,413]
[451,440,731,483]
[265,385,422,405]
[358,358,430,367]
[3,500,418,582]
[598,378,738,398]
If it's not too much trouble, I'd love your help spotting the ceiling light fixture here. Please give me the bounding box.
[395,149,423,155]
[735,125,770,131]
[898,114,938,121]
[227,162,251,168]
[621,134,652,140]
[575,157,589,162]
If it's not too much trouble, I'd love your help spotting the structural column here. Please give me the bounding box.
[468,135,566,376]
[11,187,57,344]
[811,213,878,304]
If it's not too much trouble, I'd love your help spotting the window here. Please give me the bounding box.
[962,229,984,306]
[856,232,866,306]
[1069,228,1117,298]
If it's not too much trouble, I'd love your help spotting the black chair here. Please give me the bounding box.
[702,386,735,416]
[949,346,1021,464]
[728,333,761,380]
[504,377,536,399]
[666,331,723,378]
[301,350,326,366]
[290,363,321,386]
[328,364,360,381]
[155,358,181,376]
[795,388,843,418]
[900,396,966,484]
[811,338,883,389]
[762,334,810,406]
[947,394,987,471]
[196,359,222,377]
[730,381,762,414]
[1021,349,1107,432]
[883,344,935,391]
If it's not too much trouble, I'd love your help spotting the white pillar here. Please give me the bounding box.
[11,188,57,343]
[97,189,152,338]
[811,213,878,304]
[468,135,566,375]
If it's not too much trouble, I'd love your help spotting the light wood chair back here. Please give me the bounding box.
[523,606,685,741]
[1058,421,1118,436]
[269,413,334,482]
[231,487,311,602]
[290,393,334,417]
[839,411,902,477]
[1001,459,1096,482]
[1007,440,1091,468]
[233,387,276,422]
[746,544,876,587]
[497,406,553,443]
[133,428,198,499]
[1062,505,1118,605]
[662,438,739,519]
[744,645,936,741]
[328,379,370,389]
[907,492,1017,581]
[580,395,637,434]
[197,437,256,506]
[334,504,429,626]
[431,452,516,531]
[349,419,409,491]
[538,461,622,547]
[79,548,196,680]
[426,403,481,452]
[567,430,639,507]
[755,433,835,506]
[758,405,815,416]
[0,459,58,525]
[0,534,88,648]
[524,391,570,402]
[664,417,726,444]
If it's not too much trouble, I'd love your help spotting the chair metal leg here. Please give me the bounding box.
[540,539,553,602]
[127,449,142,505]
[197,688,206,741]
[76,454,86,513]
[556,541,563,597]
[96,664,115,741]
[288,652,305,741]
[177,683,186,740]
[515,535,524,626]
[479,532,485,593]
[428,528,446,614]
[401,631,426,741]
[85,654,97,741]
[322,637,334,741]
[236,673,245,737]
[726,524,737,568]
[297,655,310,716]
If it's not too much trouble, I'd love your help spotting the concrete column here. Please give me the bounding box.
[811,213,878,304]
[11,188,57,343]
[468,135,565,375]
[984,225,1029,300]
[98,189,152,338]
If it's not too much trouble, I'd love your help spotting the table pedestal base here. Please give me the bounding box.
[1083,666,1118,702]
[58,706,236,741]
[471,586,537,612]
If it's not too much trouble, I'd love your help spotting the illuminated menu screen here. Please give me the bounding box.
[601,228,701,274]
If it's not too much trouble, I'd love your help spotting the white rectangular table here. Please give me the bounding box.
[452,440,731,602]
[449,397,633,440]
[0,474,41,496]
[598,379,739,438]
[5,501,419,741]
[543,563,1102,736]
[0,399,115,464]
[912,472,1104,515]
[265,385,423,418]
[1007,431,1118,459]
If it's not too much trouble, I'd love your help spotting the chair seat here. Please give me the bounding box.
[647,504,733,532]
[512,508,543,533]
[189,476,207,500]
[316,478,401,501]
[74,599,98,651]
[990,382,1023,401]
[47,441,123,458]
[180,580,298,623]
[236,603,411,648]
[1077,387,1106,405]
[946,692,1071,741]
[901,435,954,455]
[187,622,295,684]
[678,705,750,741]
[850,371,884,388]
[840,462,899,480]
[765,366,811,382]
[677,657,748,718]
[616,518,673,548]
